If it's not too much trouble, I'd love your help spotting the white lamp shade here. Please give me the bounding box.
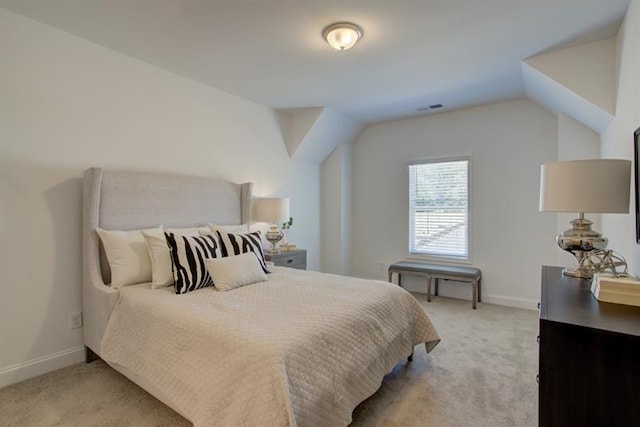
[539,159,631,213]
[255,198,290,223]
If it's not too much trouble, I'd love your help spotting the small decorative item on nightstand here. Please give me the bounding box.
[265,249,306,270]
[280,217,294,251]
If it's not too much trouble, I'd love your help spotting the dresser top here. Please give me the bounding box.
[541,266,640,337]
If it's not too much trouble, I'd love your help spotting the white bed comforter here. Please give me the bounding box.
[101,267,440,427]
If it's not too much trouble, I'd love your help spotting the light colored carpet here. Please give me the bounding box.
[0,295,539,426]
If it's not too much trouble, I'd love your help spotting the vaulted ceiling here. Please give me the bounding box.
[1,0,631,125]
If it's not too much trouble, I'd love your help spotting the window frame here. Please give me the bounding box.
[407,155,472,264]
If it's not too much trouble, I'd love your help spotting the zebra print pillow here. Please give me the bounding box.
[165,232,221,294]
[209,230,269,274]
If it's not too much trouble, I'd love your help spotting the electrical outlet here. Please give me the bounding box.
[69,312,83,330]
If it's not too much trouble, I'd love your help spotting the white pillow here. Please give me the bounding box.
[172,226,210,236]
[96,227,160,288]
[248,222,272,251]
[208,223,249,234]
[142,228,174,289]
[143,226,207,289]
[204,252,267,292]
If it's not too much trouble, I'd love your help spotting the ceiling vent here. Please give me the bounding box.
[416,104,444,112]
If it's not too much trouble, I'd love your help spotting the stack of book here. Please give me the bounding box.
[591,273,640,307]
[279,243,297,252]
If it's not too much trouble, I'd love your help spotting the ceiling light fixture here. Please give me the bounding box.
[322,22,363,51]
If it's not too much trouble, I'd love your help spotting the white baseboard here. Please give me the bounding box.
[402,285,539,311]
[0,346,85,388]
[482,294,539,310]
[358,273,540,311]
[409,290,538,310]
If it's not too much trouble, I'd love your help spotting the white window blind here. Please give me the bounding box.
[408,158,469,260]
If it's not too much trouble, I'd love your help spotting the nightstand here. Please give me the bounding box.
[265,249,306,270]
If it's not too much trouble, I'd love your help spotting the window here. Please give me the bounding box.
[408,157,470,260]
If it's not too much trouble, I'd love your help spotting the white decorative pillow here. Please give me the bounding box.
[205,252,267,292]
[208,223,249,234]
[96,227,160,288]
[143,226,207,289]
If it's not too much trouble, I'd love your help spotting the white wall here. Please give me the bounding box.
[352,99,558,308]
[0,9,320,386]
[340,142,353,276]
[601,2,640,276]
[320,142,352,275]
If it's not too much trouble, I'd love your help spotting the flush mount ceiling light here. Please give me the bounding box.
[322,22,363,51]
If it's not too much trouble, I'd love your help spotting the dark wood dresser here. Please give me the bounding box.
[538,266,640,427]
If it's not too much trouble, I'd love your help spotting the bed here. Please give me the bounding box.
[82,167,440,426]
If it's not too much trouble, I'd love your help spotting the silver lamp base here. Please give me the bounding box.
[556,215,628,279]
[562,256,594,279]
[557,215,608,279]
[265,225,283,255]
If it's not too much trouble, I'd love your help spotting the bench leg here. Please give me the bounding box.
[478,278,482,302]
[388,271,392,283]
[434,278,439,296]
[398,273,402,288]
[426,276,432,302]
[472,279,478,310]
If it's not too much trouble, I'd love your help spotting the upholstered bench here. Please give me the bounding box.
[388,262,482,309]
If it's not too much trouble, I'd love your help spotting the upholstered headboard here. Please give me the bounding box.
[81,167,253,356]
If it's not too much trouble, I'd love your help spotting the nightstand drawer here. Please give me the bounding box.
[278,253,305,267]
[265,249,307,270]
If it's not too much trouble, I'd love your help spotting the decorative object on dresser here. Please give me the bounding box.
[264,249,306,270]
[538,266,640,427]
[387,262,482,309]
[539,159,631,279]
[255,197,290,254]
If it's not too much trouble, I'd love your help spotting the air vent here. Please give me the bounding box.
[416,104,444,112]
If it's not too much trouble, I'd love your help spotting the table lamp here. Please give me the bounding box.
[255,197,290,254]
[539,159,631,278]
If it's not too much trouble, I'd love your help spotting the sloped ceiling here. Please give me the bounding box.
[1,0,630,124]
[1,0,630,163]
[522,38,617,133]
[280,108,363,164]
